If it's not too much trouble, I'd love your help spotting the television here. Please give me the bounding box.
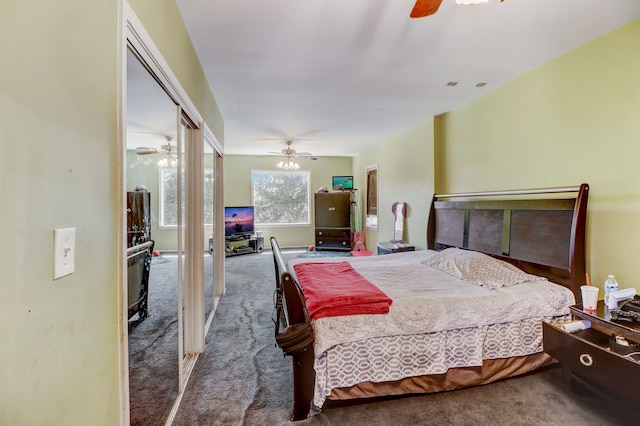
[332,175,354,191]
[224,206,255,237]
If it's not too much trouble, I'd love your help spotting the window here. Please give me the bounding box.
[159,168,181,227]
[203,169,215,226]
[159,168,215,227]
[365,164,378,229]
[252,170,311,225]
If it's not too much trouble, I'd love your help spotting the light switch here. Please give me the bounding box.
[54,227,76,280]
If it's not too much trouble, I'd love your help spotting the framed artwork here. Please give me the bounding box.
[365,164,378,229]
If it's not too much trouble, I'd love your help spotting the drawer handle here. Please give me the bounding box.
[579,353,594,367]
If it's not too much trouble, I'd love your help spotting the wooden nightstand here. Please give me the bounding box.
[377,242,415,255]
[543,301,640,420]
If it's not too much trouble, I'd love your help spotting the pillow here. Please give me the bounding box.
[420,247,545,289]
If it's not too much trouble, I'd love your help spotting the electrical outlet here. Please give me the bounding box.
[54,227,75,280]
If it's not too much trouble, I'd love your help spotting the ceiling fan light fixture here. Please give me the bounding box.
[276,158,300,170]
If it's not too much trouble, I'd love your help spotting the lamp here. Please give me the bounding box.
[276,157,300,170]
[456,0,490,4]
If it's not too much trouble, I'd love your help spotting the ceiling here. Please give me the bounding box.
[148,0,640,158]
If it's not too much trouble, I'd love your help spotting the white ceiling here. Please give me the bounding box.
[166,0,640,157]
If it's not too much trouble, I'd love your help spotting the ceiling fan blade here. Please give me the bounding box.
[135,147,159,155]
[410,0,443,18]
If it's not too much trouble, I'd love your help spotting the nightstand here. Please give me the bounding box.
[543,301,640,419]
[377,242,415,255]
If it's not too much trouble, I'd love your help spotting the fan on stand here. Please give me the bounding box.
[268,140,317,170]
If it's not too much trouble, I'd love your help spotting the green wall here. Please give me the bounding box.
[438,19,640,293]
[353,120,435,251]
[224,155,352,248]
[0,1,222,424]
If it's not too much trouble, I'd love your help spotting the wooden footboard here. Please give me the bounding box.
[270,237,315,420]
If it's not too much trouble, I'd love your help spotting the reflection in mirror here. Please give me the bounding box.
[126,46,180,425]
[204,141,215,326]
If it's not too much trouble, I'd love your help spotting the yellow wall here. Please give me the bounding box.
[0,1,222,424]
[353,119,435,251]
[438,19,640,292]
[224,155,352,248]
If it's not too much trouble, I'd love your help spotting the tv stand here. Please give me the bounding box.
[225,233,264,257]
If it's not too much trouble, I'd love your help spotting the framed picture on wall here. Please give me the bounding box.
[365,164,378,229]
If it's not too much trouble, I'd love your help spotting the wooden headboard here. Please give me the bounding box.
[427,184,589,299]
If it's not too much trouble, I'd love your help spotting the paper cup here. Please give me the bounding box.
[580,285,599,311]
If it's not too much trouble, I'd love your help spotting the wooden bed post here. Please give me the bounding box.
[290,346,315,421]
[569,183,589,302]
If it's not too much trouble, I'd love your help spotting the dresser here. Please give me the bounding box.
[314,192,351,251]
[543,301,640,420]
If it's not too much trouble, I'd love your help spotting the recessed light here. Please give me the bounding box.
[447,82,458,87]
[475,82,487,88]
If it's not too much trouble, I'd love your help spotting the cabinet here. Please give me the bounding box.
[314,192,351,251]
[543,301,640,420]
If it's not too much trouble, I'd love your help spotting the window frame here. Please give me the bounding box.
[251,170,311,226]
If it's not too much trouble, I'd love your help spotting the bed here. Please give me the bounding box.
[271,184,589,420]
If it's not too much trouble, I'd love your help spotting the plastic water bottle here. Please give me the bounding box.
[604,275,619,304]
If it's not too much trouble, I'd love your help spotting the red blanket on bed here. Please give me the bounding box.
[293,261,392,320]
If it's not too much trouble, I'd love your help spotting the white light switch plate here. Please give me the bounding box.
[54,227,76,280]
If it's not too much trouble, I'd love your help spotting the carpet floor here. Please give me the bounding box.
[167,250,631,426]
[128,255,181,426]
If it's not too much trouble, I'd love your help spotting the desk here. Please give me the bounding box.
[377,242,415,255]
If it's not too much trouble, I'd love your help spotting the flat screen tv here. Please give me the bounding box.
[224,206,254,237]
[332,175,353,191]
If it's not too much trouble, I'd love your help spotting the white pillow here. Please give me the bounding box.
[420,247,545,289]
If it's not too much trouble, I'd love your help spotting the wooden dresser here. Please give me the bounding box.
[314,192,351,251]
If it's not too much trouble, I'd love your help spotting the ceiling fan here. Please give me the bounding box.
[135,135,177,156]
[410,0,503,18]
[268,140,318,161]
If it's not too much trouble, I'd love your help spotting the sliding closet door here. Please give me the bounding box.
[124,7,225,422]
[126,46,181,425]
[179,114,205,388]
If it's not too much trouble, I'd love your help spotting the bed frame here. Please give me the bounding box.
[271,183,589,421]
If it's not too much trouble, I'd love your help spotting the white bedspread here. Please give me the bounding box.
[288,250,575,354]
